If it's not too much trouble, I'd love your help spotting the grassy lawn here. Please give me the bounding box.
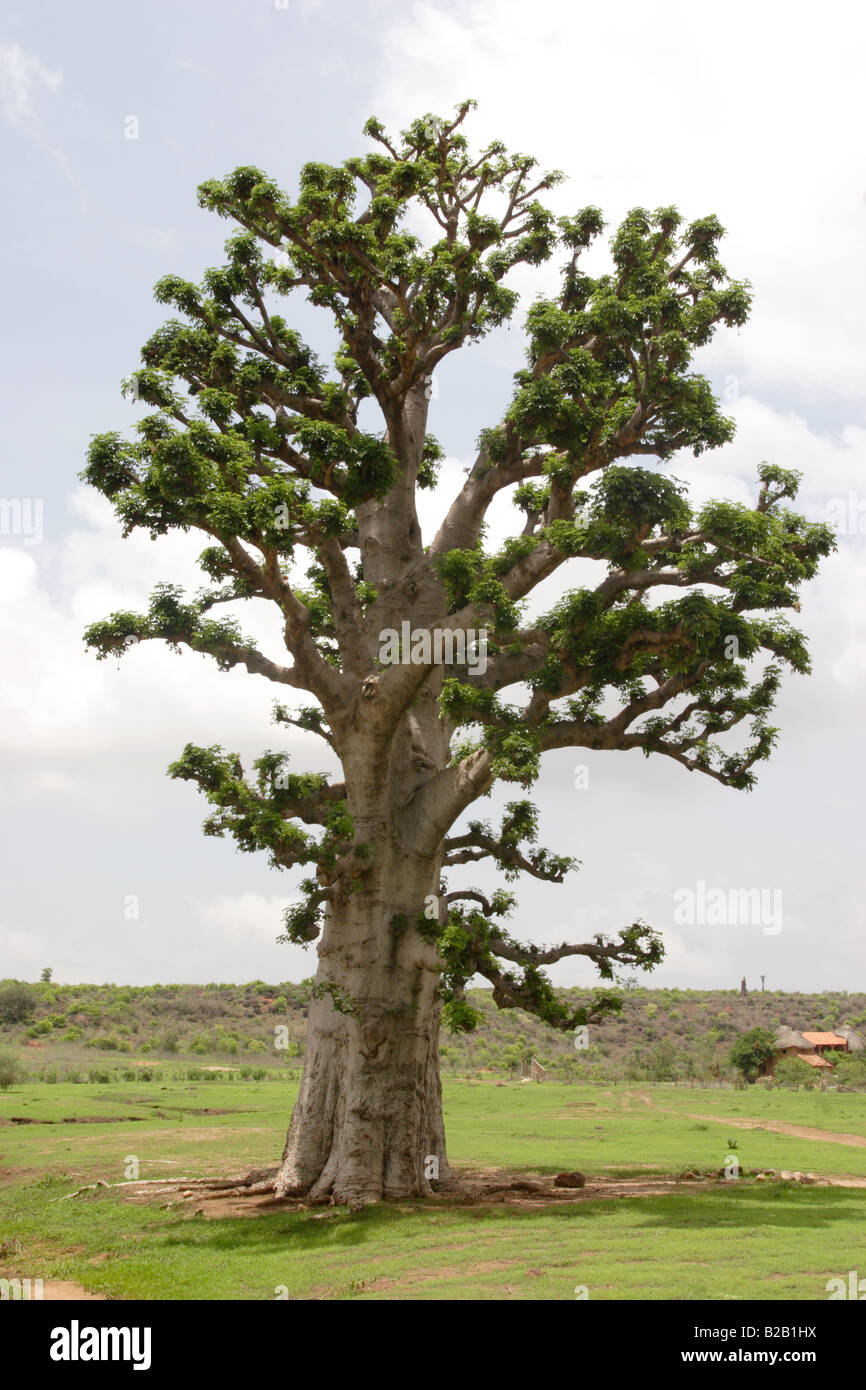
[1,1078,864,1300]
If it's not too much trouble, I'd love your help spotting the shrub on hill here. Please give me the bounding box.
[0,983,37,1024]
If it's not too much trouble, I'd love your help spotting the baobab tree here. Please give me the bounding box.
[83,103,833,1204]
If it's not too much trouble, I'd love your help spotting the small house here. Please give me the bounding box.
[766,1025,854,1075]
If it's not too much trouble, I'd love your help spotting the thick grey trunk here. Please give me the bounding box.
[275,853,450,1205]
[276,391,455,1204]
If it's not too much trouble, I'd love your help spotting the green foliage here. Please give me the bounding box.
[730,1026,777,1081]
[0,984,37,1024]
[774,1057,819,1089]
[647,1038,678,1081]
[0,1051,23,1090]
[78,103,833,1046]
[830,1053,866,1088]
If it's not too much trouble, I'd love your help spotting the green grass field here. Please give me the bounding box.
[2,1078,864,1300]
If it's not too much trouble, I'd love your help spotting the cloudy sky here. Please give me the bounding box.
[1,0,864,993]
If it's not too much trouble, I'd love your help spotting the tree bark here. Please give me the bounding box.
[275,382,454,1205]
[275,842,450,1205]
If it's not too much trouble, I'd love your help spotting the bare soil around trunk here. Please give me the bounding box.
[117,1163,866,1218]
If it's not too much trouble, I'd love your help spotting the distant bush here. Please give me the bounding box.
[0,1051,24,1090]
[76,1005,103,1023]
[832,1054,866,1088]
[0,984,37,1024]
[774,1057,818,1088]
[87,1067,112,1084]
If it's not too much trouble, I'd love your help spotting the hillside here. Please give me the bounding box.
[2,979,865,1084]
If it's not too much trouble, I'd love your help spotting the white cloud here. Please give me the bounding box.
[187,892,296,947]
[0,488,335,812]
[0,41,61,127]
[371,0,866,412]
[0,923,49,973]
[125,225,180,257]
[187,893,317,981]
[0,39,84,205]
[174,56,211,77]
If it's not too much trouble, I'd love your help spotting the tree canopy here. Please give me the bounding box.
[730,1026,778,1081]
[82,101,834,1038]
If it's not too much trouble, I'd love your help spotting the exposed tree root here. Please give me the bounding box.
[53,1167,281,1203]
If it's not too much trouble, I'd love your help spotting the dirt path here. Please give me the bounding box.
[624,1089,866,1147]
[685,1111,866,1147]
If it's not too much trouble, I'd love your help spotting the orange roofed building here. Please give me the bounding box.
[766,1026,859,1074]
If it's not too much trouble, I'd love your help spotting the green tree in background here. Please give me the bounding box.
[730,1026,778,1082]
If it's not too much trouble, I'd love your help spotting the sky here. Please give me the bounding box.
[0,0,864,993]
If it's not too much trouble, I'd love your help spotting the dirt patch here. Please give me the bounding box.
[40,1281,109,1300]
[620,1091,655,1109]
[68,1125,271,1148]
[181,1108,251,1117]
[454,1170,707,1207]
[54,1159,866,1225]
[123,1167,721,1218]
[190,1166,866,1215]
[1,1106,248,1125]
[1,1116,147,1126]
